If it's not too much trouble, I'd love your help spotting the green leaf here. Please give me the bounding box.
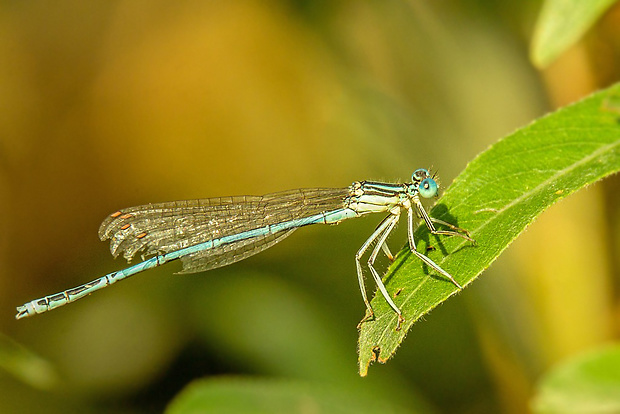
[531,344,620,414]
[358,83,620,376]
[166,377,418,414]
[531,0,618,68]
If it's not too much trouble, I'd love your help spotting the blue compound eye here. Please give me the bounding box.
[419,178,438,198]
[412,168,429,182]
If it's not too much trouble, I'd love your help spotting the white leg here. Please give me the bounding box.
[366,213,404,330]
[407,206,463,289]
[381,242,395,261]
[415,198,474,242]
[355,214,397,322]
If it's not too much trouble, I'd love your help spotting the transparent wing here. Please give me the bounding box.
[99,188,350,273]
[178,229,296,273]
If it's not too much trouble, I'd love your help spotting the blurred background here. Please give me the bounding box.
[1,0,619,413]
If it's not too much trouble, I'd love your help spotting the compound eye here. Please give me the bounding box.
[419,178,438,198]
[412,168,429,182]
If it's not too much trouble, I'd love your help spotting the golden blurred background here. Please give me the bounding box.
[1,1,619,413]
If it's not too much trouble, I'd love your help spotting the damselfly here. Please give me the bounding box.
[16,169,473,329]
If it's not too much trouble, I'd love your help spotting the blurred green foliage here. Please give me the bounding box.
[532,345,620,414]
[531,0,618,67]
[1,1,619,413]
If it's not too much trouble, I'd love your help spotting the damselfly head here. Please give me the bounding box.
[411,168,430,182]
[419,177,439,198]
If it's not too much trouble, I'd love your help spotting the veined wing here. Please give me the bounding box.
[99,188,351,272]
